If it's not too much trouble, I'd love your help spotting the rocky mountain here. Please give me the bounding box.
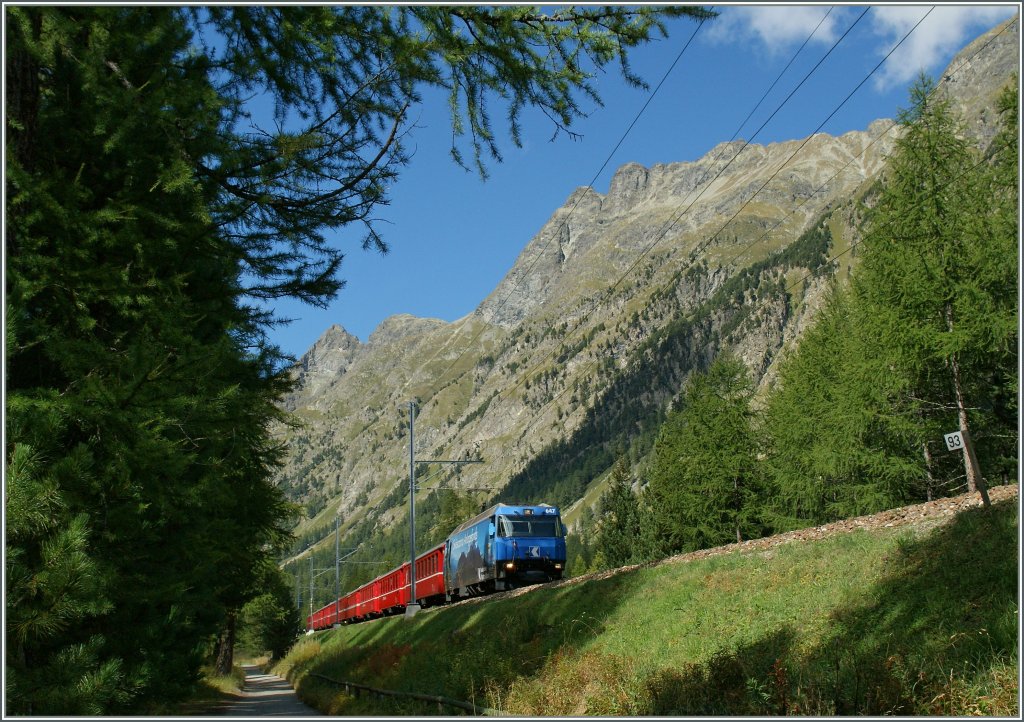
[274,17,1018,555]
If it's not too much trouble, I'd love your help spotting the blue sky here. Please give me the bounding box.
[266,3,1019,359]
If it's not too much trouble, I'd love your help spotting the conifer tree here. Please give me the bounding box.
[565,506,597,576]
[644,356,766,556]
[763,77,1018,525]
[431,490,481,543]
[963,81,1019,485]
[186,4,717,310]
[763,283,924,526]
[236,563,301,663]
[592,458,643,569]
[854,75,1018,506]
[4,444,127,715]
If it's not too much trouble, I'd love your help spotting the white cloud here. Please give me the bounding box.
[706,5,843,52]
[870,5,1018,90]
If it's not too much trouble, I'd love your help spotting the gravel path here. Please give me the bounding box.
[214,665,321,717]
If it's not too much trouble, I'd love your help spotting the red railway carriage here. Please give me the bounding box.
[354,582,375,620]
[413,544,445,604]
[377,564,406,615]
[306,542,447,630]
[336,588,358,623]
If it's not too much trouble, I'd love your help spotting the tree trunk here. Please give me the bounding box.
[945,303,991,507]
[921,442,934,502]
[214,610,237,677]
[734,475,742,544]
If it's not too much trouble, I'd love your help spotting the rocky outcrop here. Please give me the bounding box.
[368,314,449,347]
[298,324,361,376]
[282,325,362,410]
[603,162,649,215]
[478,121,898,330]
[937,15,1020,150]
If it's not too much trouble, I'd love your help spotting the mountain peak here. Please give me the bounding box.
[296,323,360,375]
[604,161,650,214]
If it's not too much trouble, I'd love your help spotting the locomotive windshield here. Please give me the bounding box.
[496,515,563,538]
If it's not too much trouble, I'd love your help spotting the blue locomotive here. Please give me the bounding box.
[308,502,568,629]
[444,502,567,599]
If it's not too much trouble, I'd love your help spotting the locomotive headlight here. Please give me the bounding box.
[554,563,562,570]
[505,562,515,571]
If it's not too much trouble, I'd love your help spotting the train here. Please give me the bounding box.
[306,502,567,630]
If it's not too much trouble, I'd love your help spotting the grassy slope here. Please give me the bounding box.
[276,494,1018,716]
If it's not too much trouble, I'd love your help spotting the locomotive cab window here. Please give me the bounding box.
[496,515,563,538]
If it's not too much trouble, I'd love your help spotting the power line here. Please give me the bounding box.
[375,7,851,478]
[381,15,711,506]
[697,7,939,276]
[788,133,1015,295]
[393,5,877,482]
[711,15,1020,349]
[487,4,1010,456]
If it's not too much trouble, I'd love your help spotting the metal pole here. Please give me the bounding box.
[308,556,313,628]
[334,515,341,626]
[407,401,420,617]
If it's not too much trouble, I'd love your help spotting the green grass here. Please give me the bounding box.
[276,498,1018,716]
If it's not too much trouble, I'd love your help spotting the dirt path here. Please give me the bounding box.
[213,664,321,717]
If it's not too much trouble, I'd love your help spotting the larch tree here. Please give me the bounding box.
[853,75,1018,507]
[763,281,925,526]
[592,457,643,569]
[643,355,765,556]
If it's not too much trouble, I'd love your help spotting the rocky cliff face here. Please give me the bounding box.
[281,325,362,411]
[477,120,898,331]
[276,17,1018,548]
[936,15,1020,149]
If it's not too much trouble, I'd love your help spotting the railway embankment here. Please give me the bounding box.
[277,485,1018,716]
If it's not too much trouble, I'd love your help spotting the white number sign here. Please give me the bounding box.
[944,430,964,451]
